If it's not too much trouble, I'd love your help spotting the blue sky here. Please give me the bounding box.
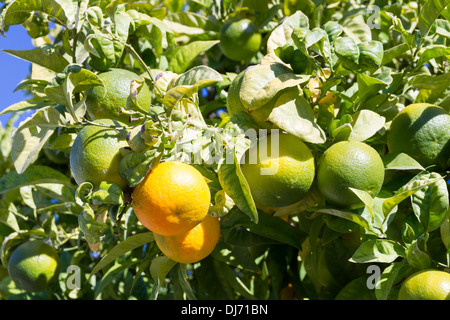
[0,25,34,128]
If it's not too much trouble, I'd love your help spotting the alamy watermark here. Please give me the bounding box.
[367,5,381,29]
[66,265,81,290]
[366,265,381,290]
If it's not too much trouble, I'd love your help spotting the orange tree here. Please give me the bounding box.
[0,0,449,301]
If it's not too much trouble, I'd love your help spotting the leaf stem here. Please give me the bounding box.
[124,43,165,100]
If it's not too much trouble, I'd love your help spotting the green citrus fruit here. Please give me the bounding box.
[398,269,450,300]
[85,68,152,124]
[219,18,262,61]
[8,240,60,292]
[317,141,385,209]
[70,119,128,189]
[387,103,450,169]
[240,131,315,208]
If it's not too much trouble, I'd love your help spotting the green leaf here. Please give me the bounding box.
[90,232,155,276]
[266,25,294,61]
[44,64,104,104]
[78,205,108,245]
[11,105,68,174]
[334,37,360,70]
[47,132,77,153]
[164,11,218,36]
[409,73,450,104]
[281,10,309,30]
[221,263,256,300]
[218,149,258,223]
[418,0,450,37]
[0,0,77,32]
[239,63,310,111]
[2,45,70,73]
[375,260,412,300]
[341,14,372,43]
[94,262,129,299]
[0,100,49,116]
[0,201,20,232]
[89,181,125,206]
[335,277,377,300]
[173,65,223,88]
[267,90,326,144]
[385,12,416,50]
[350,239,406,263]
[356,67,392,107]
[416,45,450,68]
[338,109,386,142]
[168,40,219,74]
[382,43,410,66]
[177,265,197,300]
[382,152,425,171]
[406,237,432,269]
[149,255,177,300]
[119,148,158,188]
[85,11,131,71]
[382,172,443,216]
[0,165,73,194]
[314,208,381,236]
[440,207,450,252]
[411,172,449,232]
[358,40,384,71]
[163,65,223,116]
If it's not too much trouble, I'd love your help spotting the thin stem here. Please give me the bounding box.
[124,43,165,100]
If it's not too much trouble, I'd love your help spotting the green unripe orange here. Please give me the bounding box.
[70,119,129,189]
[240,131,315,208]
[85,68,152,124]
[387,103,450,169]
[398,270,450,300]
[8,241,60,292]
[219,18,262,62]
[317,141,385,209]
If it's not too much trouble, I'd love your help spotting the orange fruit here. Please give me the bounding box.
[132,161,211,236]
[154,214,220,264]
[70,119,129,189]
[219,18,262,61]
[398,269,450,300]
[85,68,152,124]
[387,103,450,169]
[8,240,60,292]
[317,141,385,208]
[240,131,315,208]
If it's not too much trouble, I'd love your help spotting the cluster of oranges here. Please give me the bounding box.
[132,161,221,264]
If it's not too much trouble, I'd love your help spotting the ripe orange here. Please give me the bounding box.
[132,161,211,236]
[154,214,220,264]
